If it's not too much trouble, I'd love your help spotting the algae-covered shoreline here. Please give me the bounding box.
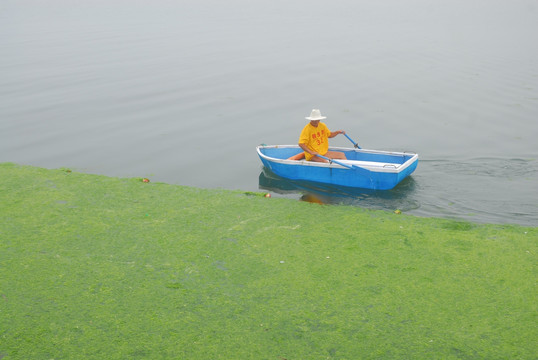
[1,162,536,359]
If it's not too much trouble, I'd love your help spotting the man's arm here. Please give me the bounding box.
[328,130,345,138]
[299,143,317,157]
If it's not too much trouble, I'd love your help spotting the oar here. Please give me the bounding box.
[344,133,361,149]
[317,155,352,169]
[317,155,372,177]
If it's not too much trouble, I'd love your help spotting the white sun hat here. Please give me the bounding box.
[305,109,326,121]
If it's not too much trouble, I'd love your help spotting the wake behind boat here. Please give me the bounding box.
[256,145,418,190]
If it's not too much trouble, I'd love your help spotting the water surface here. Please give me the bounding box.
[1,0,537,225]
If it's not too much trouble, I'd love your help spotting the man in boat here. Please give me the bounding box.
[295,109,347,162]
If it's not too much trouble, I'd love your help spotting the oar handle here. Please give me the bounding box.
[344,133,361,149]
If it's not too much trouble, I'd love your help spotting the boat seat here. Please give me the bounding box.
[339,160,400,168]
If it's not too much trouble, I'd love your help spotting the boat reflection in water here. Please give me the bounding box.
[258,167,420,212]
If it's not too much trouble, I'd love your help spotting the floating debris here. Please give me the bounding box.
[243,191,269,197]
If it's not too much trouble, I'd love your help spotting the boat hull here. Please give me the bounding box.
[256,145,418,190]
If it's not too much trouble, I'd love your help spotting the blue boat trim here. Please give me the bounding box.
[256,145,419,190]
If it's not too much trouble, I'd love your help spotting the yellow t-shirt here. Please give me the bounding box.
[298,122,331,160]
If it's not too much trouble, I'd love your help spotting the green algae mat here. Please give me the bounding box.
[0,162,536,359]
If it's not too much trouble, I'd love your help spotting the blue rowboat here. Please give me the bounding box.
[256,145,418,190]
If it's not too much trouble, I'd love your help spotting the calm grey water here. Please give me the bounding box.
[1,0,537,226]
